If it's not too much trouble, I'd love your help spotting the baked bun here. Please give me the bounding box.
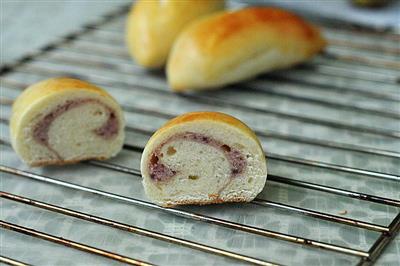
[126,0,225,68]
[10,78,125,167]
[141,112,267,207]
[167,7,326,91]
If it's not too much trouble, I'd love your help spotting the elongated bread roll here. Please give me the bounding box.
[167,7,326,91]
[141,112,267,207]
[10,78,125,166]
[126,0,225,68]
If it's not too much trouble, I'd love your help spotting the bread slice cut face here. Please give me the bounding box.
[10,78,125,166]
[141,112,267,207]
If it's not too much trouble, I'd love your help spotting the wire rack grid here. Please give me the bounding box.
[0,3,399,266]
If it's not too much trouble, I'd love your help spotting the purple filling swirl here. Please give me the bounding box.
[32,98,119,158]
[149,132,247,182]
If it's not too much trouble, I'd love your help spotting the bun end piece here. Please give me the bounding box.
[10,78,125,166]
[141,112,267,207]
[167,7,326,92]
[126,0,225,68]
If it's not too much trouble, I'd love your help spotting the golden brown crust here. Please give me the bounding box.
[167,7,326,91]
[11,77,117,138]
[14,77,113,103]
[150,111,263,150]
[145,111,265,165]
[185,7,325,56]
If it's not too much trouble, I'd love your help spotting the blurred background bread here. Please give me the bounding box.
[126,0,225,68]
[167,7,326,91]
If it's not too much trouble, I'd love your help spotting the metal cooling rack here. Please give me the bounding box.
[1,3,399,266]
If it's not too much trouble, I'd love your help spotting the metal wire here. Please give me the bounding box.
[0,113,392,187]
[320,23,400,41]
[21,36,400,86]
[83,160,395,232]
[0,165,372,258]
[62,32,400,70]
[0,139,390,234]
[3,79,399,159]
[327,39,400,55]
[8,41,400,103]
[47,37,400,85]
[54,40,400,85]
[265,73,399,102]
[9,64,400,139]
[0,220,154,266]
[86,156,400,207]
[8,23,400,81]
[268,175,399,207]
[41,49,400,88]
[0,112,398,183]
[79,31,400,57]
[0,256,31,266]
[0,191,277,266]
[321,52,400,70]
[252,200,389,233]
[358,213,400,266]
[30,56,400,119]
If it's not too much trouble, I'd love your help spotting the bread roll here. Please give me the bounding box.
[126,0,225,68]
[167,7,326,91]
[10,78,125,166]
[141,112,267,207]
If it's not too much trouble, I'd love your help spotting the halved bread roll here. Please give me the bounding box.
[167,7,327,91]
[10,78,125,166]
[126,0,225,68]
[141,112,267,207]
